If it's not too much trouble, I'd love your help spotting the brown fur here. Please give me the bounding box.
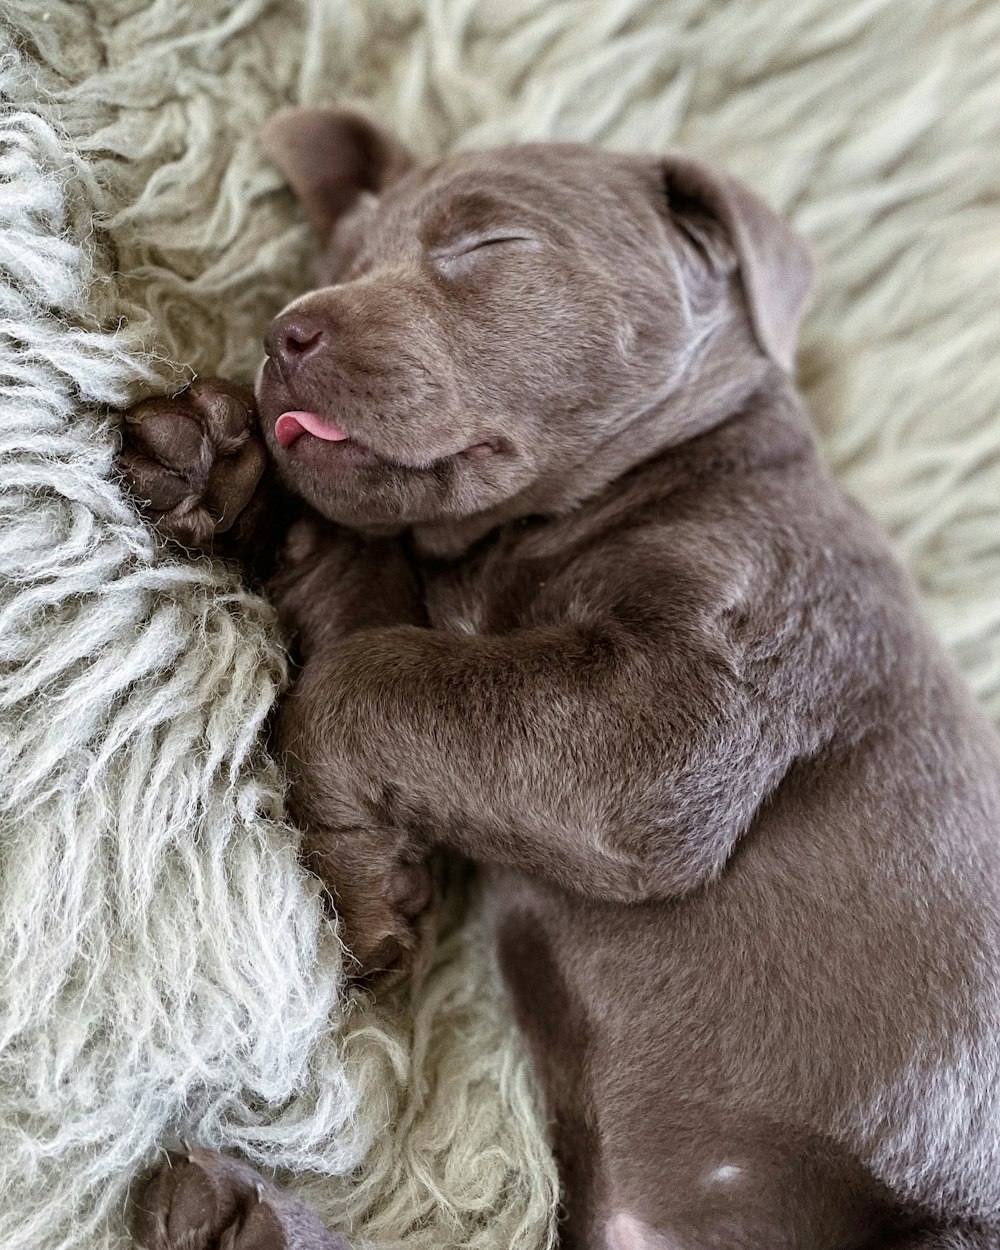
[120,112,1000,1250]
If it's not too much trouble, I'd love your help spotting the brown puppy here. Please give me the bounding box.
[122,111,1000,1250]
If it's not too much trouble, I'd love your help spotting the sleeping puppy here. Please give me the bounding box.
[123,111,1000,1250]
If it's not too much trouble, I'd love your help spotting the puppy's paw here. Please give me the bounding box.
[131,1147,349,1250]
[119,378,267,549]
[304,830,435,992]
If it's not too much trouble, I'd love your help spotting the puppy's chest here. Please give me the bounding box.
[418,537,559,635]
[422,573,489,635]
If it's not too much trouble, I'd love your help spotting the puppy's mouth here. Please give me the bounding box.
[274,410,349,449]
[259,361,501,467]
[271,406,499,467]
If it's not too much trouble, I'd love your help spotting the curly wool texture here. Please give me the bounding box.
[0,2,998,1248]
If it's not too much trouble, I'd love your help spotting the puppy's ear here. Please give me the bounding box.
[260,108,415,235]
[661,155,814,373]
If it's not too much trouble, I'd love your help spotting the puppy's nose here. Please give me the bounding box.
[264,312,325,373]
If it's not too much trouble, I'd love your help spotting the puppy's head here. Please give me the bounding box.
[257,109,813,530]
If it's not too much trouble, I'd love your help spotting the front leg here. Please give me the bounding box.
[276,597,815,908]
[277,625,671,908]
[270,531,433,983]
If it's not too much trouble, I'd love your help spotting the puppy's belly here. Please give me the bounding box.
[605,1212,677,1250]
[488,866,907,1250]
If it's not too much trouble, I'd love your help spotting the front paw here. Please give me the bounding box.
[131,1147,348,1250]
[119,377,267,549]
[303,828,435,990]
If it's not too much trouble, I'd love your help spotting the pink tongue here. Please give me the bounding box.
[275,410,349,448]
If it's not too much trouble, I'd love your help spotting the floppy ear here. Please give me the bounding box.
[260,108,415,235]
[661,155,814,373]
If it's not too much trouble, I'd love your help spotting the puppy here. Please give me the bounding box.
[123,111,1000,1250]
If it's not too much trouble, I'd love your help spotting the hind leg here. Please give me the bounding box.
[131,1147,349,1250]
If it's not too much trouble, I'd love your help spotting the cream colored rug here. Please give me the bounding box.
[1,2,998,1248]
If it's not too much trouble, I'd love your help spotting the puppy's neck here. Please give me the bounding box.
[411,351,789,562]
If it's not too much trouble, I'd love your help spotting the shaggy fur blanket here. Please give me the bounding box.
[1,2,998,1247]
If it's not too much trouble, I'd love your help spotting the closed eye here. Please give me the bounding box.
[430,232,541,263]
[461,232,538,253]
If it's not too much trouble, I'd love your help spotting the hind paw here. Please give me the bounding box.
[131,1147,348,1250]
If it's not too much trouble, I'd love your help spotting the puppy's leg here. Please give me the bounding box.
[131,1148,349,1250]
[267,538,434,988]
